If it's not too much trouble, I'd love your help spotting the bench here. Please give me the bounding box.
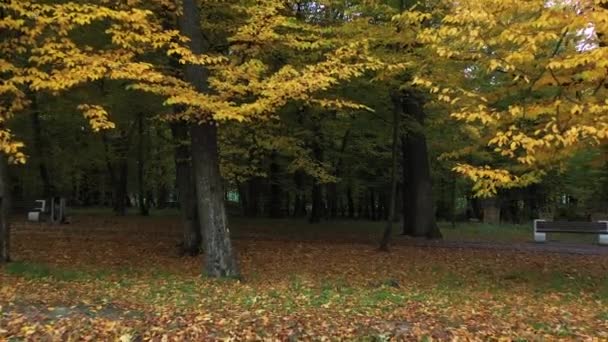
[534,219,608,245]
[27,197,66,223]
[27,200,47,222]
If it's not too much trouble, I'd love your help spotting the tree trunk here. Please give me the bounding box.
[0,155,10,263]
[190,123,239,277]
[380,98,400,251]
[137,113,149,216]
[327,183,338,219]
[293,171,306,217]
[180,0,239,277]
[450,173,457,228]
[347,186,355,219]
[401,136,412,235]
[171,122,201,256]
[30,104,53,198]
[369,188,376,221]
[114,158,128,216]
[267,151,283,218]
[309,144,323,223]
[310,181,322,223]
[245,177,261,217]
[102,131,131,216]
[403,91,442,239]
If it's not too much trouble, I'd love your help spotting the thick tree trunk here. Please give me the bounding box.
[180,0,239,277]
[137,113,149,216]
[190,123,239,277]
[402,92,442,239]
[0,155,9,263]
[171,122,201,256]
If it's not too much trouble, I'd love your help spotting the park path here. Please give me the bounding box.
[394,238,608,255]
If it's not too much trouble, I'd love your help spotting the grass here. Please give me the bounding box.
[58,207,604,244]
[5,261,88,281]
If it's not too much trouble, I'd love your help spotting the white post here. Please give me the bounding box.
[534,219,547,243]
[598,221,608,246]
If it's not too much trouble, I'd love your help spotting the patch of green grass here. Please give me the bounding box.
[436,271,466,291]
[5,262,86,281]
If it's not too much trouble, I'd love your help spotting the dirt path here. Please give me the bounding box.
[395,238,608,255]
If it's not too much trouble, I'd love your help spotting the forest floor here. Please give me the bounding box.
[2,214,608,340]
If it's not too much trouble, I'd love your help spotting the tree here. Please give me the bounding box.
[411,0,608,196]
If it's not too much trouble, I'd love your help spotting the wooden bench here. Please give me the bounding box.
[534,219,608,245]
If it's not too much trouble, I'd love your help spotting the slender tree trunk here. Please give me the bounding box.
[268,151,283,218]
[403,91,441,239]
[245,177,260,217]
[347,186,355,219]
[31,108,53,198]
[401,136,412,235]
[450,173,457,228]
[293,171,306,217]
[137,113,149,216]
[171,122,201,256]
[327,183,338,219]
[180,0,239,277]
[238,181,248,216]
[369,188,376,221]
[115,159,128,216]
[380,99,400,251]
[309,145,323,223]
[0,154,10,263]
[310,181,322,223]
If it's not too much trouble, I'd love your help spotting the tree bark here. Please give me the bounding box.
[402,91,442,239]
[102,130,132,216]
[369,188,376,221]
[310,180,322,223]
[380,98,401,251]
[245,177,261,217]
[267,151,283,218]
[347,186,355,219]
[293,171,307,217]
[180,0,239,277]
[30,101,53,198]
[137,113,149,216]
[309,144,324,223]
[401,136,412,235]
[190,123,239,277]
[0,154,10,263]
[171,122,201,256]
[116,160,128,215]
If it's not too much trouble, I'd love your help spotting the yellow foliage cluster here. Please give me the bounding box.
[408,0,608,196]
[0,0,387,167]
[77,105,116,132]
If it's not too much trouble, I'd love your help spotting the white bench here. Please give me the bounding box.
[534,219,608,245]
